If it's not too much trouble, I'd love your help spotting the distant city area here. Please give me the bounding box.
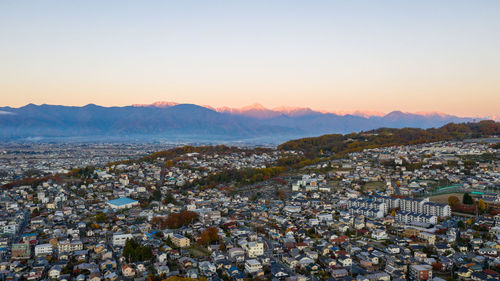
[0,143,174,184]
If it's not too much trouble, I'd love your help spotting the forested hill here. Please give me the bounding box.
[278,120,500,158]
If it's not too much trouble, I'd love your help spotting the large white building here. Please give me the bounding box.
[34,244,53,256]
[347,198,386,214]
[242,241,264,258]
[58,240,83,253]
[245,259,263,273]
[107,198,139,210]
[364,195,451,218]
[113,233,134,247]
[395,211,437,225]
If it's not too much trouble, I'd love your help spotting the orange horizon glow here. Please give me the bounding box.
[1,1,499,118]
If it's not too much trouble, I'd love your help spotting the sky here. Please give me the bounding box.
[1,0,499,117]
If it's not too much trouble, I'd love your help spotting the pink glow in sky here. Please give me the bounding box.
[1,1,499,117]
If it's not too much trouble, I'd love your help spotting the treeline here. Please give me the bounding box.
[152,210,199,229]
[278,120,500,157]
[192,166,285,188]
[109,145,274,166]
[2,174,64,189]
[68,166,95,178]
[123,239,153,262]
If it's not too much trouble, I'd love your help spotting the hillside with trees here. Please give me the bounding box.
[278,120,499,158]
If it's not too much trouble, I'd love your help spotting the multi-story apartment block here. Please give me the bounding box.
[395,211,437,224]
[243,241,264,258]
[113,233,134,247]
[58,239,83,253]
[34,244,53,256]
[171,234,190,248]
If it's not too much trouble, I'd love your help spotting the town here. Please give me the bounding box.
[0,140,498,281]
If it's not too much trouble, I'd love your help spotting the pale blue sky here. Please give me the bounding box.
[1,0,499,116]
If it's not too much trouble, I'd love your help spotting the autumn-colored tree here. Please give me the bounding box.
[432,262,443,271]
[448,196,460,206]
[478,199,486,212]
[152,211,199,229]
[198,227,219,245]
[276,189,286,200]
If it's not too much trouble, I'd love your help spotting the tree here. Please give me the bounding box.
[151,189,162,202]
[30,208,40,218]
[165,160,174,168]
[276,189,286,200]
[95,212,107,223]
[478,199,486,212]
[162,191,177,205]
[152,210,198,229]
[432,262,443,271]
[463,192,474,205]
[123,238,153,263]
[198,227,220,245]
[448,196,460,206]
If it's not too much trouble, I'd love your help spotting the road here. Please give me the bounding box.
[14,210,30,243]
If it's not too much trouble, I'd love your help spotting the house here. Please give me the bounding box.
[409,264,432,281]
[338,255,352,267]
[154,263,170,276]
[49,265,63,279]
[228,247,245,262]
[198,261,216,276]
[89,272,101,281]
[245,259,262,273]
[121,264,136,277]
[371,229,388,240]
[331,269,349,279]
[270,263,289,279]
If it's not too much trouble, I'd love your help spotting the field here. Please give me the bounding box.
[188,246,210,257]
[429,193,463,204]
[362,181,385,191]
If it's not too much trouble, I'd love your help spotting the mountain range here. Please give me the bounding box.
[0,102,482,143]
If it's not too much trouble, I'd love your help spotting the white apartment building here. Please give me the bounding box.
[395,211,437,225]
[112,233,134,247]
[58,240,83,253]
[243,241,264,258]
[245,259,263,273]
[34,244,53,256]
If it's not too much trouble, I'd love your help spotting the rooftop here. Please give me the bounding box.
[107,197,138,206]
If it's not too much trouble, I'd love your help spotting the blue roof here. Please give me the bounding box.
[107,197,138,206]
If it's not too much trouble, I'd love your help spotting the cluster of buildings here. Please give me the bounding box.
[0,143,167,185]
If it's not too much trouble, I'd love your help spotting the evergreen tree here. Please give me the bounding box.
[463,192,474,205]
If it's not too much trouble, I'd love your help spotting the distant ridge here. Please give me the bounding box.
[136,101,466,120]
[0,102,483,143]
